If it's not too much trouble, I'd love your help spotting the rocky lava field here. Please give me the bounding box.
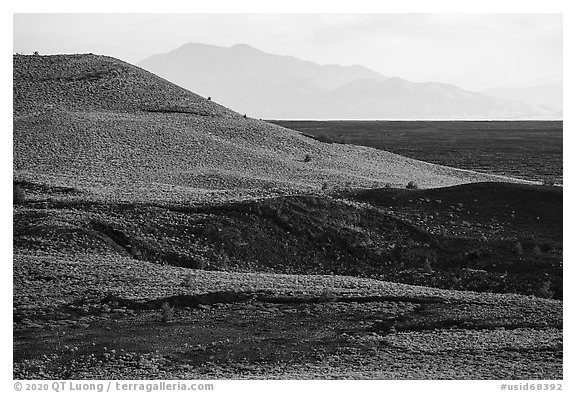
[13,54,562,379]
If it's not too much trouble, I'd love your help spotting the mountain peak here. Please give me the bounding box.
[138,43,561,120]
[230,43,257,51]
[171,42,262,55]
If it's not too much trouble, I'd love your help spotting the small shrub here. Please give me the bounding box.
[406,181,419,189]
[304,154,312,163]
[450,274,461,289]
[191,258,207,269]
[243,114,247,119]
[384,183,392,189]
[13,185,26,204]
[160,302,174,323]
[422,258,434,273]
[207,96,211,101]
[320,288,337,302]
[514,241,523,255]
[33,51,39,56]
[538,280,554,299]
[542,179,555,186]
[321,182,329,191]
[181,273,194,288]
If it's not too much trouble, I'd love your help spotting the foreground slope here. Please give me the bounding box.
[13,181,562,379]
[13,250,562,379]
[14,54,523,204]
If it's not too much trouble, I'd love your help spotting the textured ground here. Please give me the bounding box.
[13,54,562,380]
[13,181,563,379]
[13,181,563,298]
[13,250,562,379]
[14,54,528,205]
[271,120,563,185]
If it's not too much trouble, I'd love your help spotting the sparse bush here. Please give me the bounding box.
[406,181,419,190]
[384,183,392,189]
[538,280,554,299]
[181,273,194,288]
[514,241,523,255]
[321,182,329,191]
[320,288,337,302]
[33,51,39,56]
[542,179,555,186]
[450,274,461,289]
[160,302,174,323]
[243,114,247,119]
[13,185,26,204]
[422,258,434,273]
[207,96,211,101]
[304,154,312,163]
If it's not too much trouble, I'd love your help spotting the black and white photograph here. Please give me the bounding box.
[8,3,567,388]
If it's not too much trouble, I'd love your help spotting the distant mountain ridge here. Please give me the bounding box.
[138,43,562,120]
[482,83,562,113]
[139,43,387,92]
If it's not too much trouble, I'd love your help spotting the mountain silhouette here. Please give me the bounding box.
[138,43,561,120]
[482,83,562,113]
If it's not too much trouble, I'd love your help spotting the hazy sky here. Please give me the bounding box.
[13,13,562,91]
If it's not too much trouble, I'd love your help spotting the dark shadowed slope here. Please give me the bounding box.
[13,180,562,299]
[13,54,524,204]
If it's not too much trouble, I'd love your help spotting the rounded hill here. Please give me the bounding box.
[13,54,231,117]
[14,54,526,203]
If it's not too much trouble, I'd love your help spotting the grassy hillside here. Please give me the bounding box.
[14,54,526,204]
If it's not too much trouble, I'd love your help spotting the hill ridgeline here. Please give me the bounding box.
[14,54,525,204]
